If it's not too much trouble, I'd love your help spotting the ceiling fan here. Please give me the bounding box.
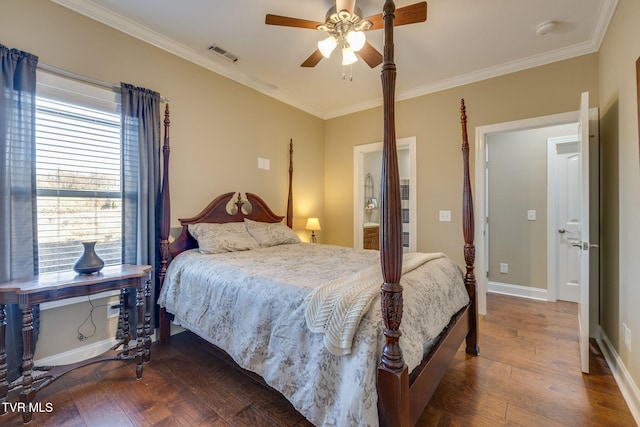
[265,0,427,68]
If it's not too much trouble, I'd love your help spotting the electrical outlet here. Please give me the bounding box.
[623,323,631,351]
[107,302,120,319]
[499,263,508,274]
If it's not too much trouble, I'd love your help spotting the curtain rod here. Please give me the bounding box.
[37,62,170,103]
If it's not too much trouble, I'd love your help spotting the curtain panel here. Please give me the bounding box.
[0,43,40,382]
[121,83,161,332]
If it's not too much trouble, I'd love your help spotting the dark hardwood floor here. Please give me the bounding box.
[3,293,636,426]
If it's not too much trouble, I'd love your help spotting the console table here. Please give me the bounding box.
[0,264,152,423]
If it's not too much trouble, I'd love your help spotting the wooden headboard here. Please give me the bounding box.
[168,192,285,259]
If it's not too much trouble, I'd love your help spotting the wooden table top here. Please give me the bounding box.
[0,264,152,297]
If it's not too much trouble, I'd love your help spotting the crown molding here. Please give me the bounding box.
[51,0,325,118]
[52,0,619,121]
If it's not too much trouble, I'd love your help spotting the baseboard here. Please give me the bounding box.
[487,281,550,301]
[596,326,640,425]
[34,337,120,366]
[33,326,183,367]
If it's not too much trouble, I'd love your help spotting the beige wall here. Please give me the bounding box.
[486,124,577,290]
[598,0,640,392]
[325,54,599,267]
[0,0,324,359]
[487,129,546,288]
[4,0,637,402]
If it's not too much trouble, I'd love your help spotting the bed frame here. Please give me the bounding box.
[156,2,478,425]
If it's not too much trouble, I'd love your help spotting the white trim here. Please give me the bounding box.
[475,111,580,315]
[50,0,323,118]
[51,0,619,120]
[40,290,120,311]
[353,137,417,252]
[487,282,550,301]
[33,337,120,366]
[33,331,167,367]
[596,327,640,425]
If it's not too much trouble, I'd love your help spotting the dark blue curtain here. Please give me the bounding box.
[121,83,161,333]
[0,43,40,382]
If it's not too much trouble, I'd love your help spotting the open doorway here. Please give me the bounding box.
[485,123,578,302]
[474,108,599,317]
[353,137,416,251]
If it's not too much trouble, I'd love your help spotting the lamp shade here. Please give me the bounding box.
[318,36,338,58]
[305,217,321,231]
[346,31,366,52]
[341,46,358,65]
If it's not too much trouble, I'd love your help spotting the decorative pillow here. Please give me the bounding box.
[244,218,301,247]
[188,222,258,254]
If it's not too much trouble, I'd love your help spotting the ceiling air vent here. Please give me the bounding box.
[208,45,238,63]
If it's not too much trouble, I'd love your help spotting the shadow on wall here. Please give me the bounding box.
[599,98,619,345]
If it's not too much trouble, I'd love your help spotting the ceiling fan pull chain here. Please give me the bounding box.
[342,64,353,81]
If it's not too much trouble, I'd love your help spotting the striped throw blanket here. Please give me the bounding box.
[305,252,446,356]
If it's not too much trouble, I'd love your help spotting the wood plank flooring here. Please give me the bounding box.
[2,293,636,426]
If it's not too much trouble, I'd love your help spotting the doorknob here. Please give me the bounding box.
[558,228,567,233]
[572,241,600,250]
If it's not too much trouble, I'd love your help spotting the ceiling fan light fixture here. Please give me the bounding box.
[356,20,372,31]
[318,36,338,58]
[342,45,358,65]
[338,10,352,21]
[346,30,366,52]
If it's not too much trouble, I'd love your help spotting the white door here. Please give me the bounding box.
[556,142,581,303]
[577,91,591,374]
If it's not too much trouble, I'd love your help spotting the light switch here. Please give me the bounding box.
[527,210,536,221]
[258,157,270,170]
[439,210,451,222]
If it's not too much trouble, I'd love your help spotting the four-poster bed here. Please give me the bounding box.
[155,1,478,425]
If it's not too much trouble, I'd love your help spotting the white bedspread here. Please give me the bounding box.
[158,243,469,426]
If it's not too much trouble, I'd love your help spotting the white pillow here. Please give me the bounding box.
[188,222,258,254]
[244,218,301,247]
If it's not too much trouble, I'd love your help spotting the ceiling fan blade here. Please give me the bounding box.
[301,49,324,67]
[336,0,356,15]
[363,1,427,30]
[265,14,323,30]
[357,42,383,68]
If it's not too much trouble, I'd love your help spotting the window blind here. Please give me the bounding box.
[35,82,122,273]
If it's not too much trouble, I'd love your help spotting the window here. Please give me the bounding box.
[35,72,122,273]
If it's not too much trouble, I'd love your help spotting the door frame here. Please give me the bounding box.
[475,111,580,315]
[353,137,417,251]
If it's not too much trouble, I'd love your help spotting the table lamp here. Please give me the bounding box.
[305,217,321,243]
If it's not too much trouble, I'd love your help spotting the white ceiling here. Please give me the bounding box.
[52,0,618,119]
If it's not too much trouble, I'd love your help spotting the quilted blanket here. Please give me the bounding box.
[158,243,468,426]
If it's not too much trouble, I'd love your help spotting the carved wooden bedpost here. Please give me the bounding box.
[460,99,479,356]
[378,1,410,426]
[286,139,293,228]
[158,104,171,345]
